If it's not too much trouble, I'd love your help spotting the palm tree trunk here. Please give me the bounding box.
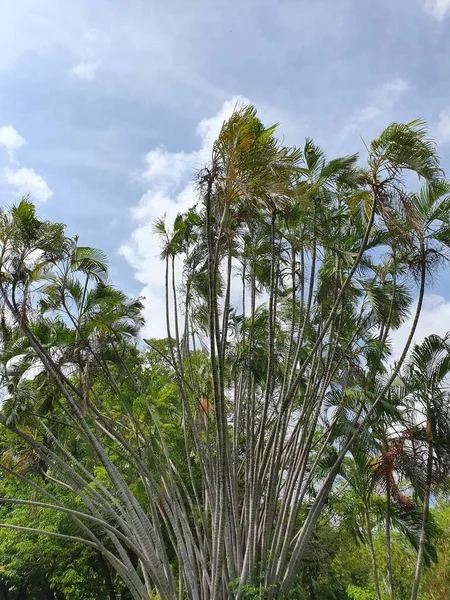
[385,488,394,599]
[204,174,228,599]
[365,508,382,600]
[410,438,433,600]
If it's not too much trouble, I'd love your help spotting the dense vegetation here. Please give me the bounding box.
[0,106,450,599]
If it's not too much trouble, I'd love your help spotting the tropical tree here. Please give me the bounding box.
[401,335,450,600]
[0,107,449,600]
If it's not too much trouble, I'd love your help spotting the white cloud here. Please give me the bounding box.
[342,78,410,138]
[0,125,53,204]
[121,96,249,338]
[390,294,450,361]
[71,61,100,81]
[3,167,53,203]
[373,78,410,110]
[0,125,26,162]
[70,27,109,80]
[424,0,450,20]
[435,106,450,142]
[342,106,382,138]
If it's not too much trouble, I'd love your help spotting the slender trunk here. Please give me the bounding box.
[241,269,257,585]
[365,508,382,600]
[283,192,378,413]
[286,235,316,395]
[410,438,433,600]
[385,487,394,599]
[204,174,227,599]
[259,213,283,572]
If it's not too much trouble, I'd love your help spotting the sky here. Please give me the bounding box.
[2,0,450,346]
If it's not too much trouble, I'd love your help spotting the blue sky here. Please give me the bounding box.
[2,0,450,343]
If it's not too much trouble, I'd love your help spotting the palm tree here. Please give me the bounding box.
[372,424,441,599]
[340,454,385,600]
[276,120,443,598]
[0,110,450,600]
[402,334,450,600]
[0,201,179,600]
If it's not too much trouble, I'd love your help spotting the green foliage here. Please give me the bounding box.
[229,579,271,600]
[346,584,378,600]
[0,476,111,599]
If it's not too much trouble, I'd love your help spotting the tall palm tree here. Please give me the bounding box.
[276,120,443,597]
[372,423,441,599]
[402,334,450,600]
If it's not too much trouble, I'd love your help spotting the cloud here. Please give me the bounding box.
[0,125,26,162]
[70,28,109,81]
[372,78,410,109]
[121,96,249,338]
[0,125,53,203]
[71,61,100,81]
[3,167,53,202]
[0,0,226,98]
[390,294,450,361]
[435,106,450,142]
[424,0,450,20]
[342,78,410,138]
